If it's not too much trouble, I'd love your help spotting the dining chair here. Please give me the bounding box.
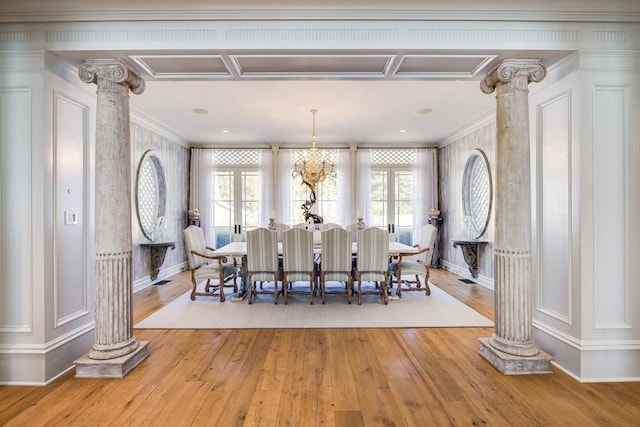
[355,227,390,305]
[282,228,316,304]
[319,227,353,304]
[183,225,238,302]
[389,224,437,297]
[246,227,280,304]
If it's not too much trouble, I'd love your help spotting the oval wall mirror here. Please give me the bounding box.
[135,150,167,242]
[462,149,492,239]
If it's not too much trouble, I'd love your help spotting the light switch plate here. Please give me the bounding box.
[65,211,78,225]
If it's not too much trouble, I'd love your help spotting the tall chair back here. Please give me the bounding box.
[282,228,315,304]
[246,227,279,304]
[320,227,353,304]
[355,227,390,304]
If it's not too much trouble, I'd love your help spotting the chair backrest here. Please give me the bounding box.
[321,227,352,273]
[246,227,278,273]
[357,227,389,272]
[183,225,207,270]
[417,224,438,265]
[282,228,314,273]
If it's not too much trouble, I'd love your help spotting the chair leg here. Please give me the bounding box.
[424,270,431,296]
[396,266,402,298]
[347,274,353,304]
[357,272,363,305]
[382,273,389,305]
[273,273,279,305]
[310,272,314,305]
[319,272,324,304]
[282,273,288,305]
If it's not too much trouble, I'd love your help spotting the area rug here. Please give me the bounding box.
[134,283,493,329]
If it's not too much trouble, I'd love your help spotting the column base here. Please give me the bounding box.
[479,337,552,375]
[74,340,149,378]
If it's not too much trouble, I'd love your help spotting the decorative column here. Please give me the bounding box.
[75,60,149,378]
[478,59,552,374]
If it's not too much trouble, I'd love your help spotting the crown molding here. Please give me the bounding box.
[1,9,638,24]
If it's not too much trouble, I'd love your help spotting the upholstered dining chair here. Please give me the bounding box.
[389,223,437,297]
[282,228,316,304]
[183,225,237,302]
[246,227,280,304]
[319,227,353,304]
[355,227,390,305]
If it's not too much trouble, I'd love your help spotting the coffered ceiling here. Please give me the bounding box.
[52,48,570,146]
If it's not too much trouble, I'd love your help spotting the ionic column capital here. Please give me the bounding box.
[79,59,145,95]
[480,59,546,94]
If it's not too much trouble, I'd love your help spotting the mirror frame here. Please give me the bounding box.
[462,148,492,239]
[135,150,167,242]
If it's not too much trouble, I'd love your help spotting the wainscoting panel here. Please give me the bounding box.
[0,87,33,333]
[592,85,631,330]
[53,91,91,326]
[537,91,572,324]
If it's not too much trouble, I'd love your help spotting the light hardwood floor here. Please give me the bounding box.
[1,268,639,426]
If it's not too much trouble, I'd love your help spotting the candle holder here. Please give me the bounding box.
[268,217,276,231]
[357,217,365,230]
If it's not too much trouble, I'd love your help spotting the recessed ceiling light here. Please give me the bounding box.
[192,108,209,115]
[399,129,407,133]
[222,129,229,133]
[415,107,433,115]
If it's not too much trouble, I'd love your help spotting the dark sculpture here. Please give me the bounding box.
[301,177,323,224]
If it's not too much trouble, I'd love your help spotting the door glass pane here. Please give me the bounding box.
[214,171,234,247]
[370,170,387,228]
[241,170,259,239]
[395,171,414,245]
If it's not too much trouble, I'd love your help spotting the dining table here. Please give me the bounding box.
[214,240,420,301]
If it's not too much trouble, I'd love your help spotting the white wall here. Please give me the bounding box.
[530,51,640,381]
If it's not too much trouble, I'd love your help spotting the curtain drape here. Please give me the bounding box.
[356,148,372,226]
[276,149,294,225]
[189,148,215,243]
[414,148,438,241]
[258,149,273,227]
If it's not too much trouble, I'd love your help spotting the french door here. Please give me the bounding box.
[212,168,259,247]
[369,168,414,245]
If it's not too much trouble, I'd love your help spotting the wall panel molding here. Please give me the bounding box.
[0,86,33,333]
[52,90,91,328]
[536,90,572,325]
[592,84,631,330]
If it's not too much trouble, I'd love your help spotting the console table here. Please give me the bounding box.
[140,241,176,281]
[452,239,489,279]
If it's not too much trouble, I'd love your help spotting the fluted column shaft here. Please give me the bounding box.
[481,59,545,357]
[79,60,145,360]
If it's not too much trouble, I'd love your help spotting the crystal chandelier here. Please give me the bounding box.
[292,109,336,185]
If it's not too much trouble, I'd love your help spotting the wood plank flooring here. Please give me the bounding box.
[1,268,639,426]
